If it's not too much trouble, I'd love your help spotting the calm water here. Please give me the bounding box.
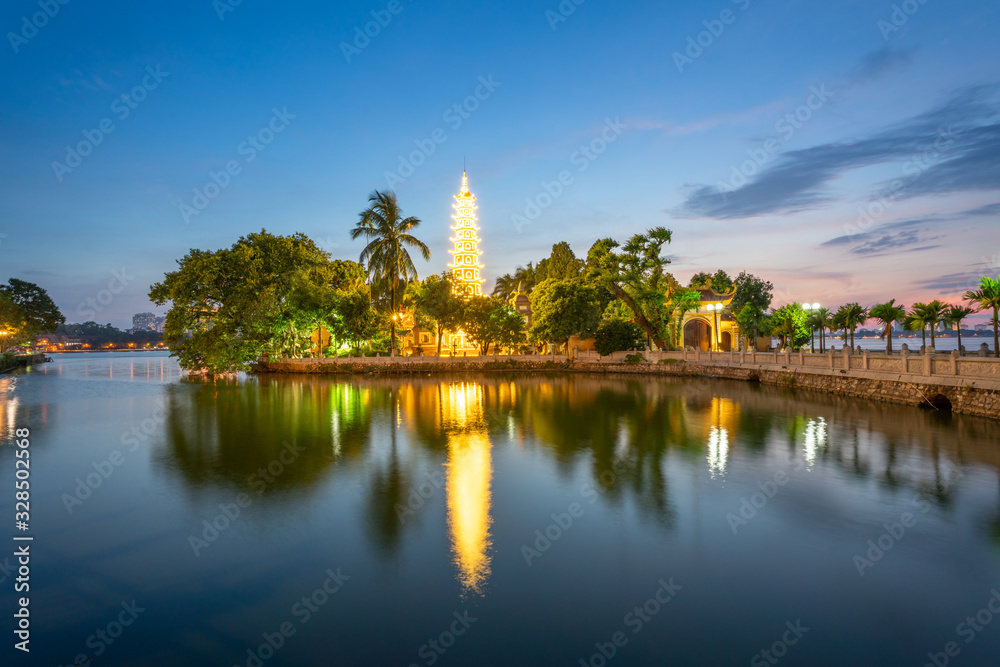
[3,352,1000,666]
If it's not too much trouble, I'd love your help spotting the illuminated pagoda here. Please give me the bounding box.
[448,171,485,298]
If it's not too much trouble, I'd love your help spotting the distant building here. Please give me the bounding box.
[976,323,993,331]
[132,312,156,331]
[154,316,166,333]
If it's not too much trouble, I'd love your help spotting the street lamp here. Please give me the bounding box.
[803,303,821,352]
[0,330,8,354]
[706,303,722,351]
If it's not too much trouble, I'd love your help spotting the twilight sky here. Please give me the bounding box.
[2,0,999,328]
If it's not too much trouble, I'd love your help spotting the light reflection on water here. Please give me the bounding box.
[4,352,1000,666]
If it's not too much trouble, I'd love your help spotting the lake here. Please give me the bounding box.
[3,352,1000,666]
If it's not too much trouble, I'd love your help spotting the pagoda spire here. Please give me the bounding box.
[448,170,484,298]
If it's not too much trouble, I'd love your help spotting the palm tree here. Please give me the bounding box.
[814,307,833,353]
[843,302,868,349]
[914,300,948,351]
[906,302,931,350]
[869,299,906,355]
[831,308,849,349]
[965,275,1000,358]
[351,190,431,356]
[945,304,976,355]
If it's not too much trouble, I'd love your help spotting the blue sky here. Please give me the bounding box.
[2,0,999,327]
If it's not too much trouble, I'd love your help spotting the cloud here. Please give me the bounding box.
[821,217,935,250]
[912,272,988,294]
[845,46,918,85]
[674,85,1000,220]
[962,202,1000,216]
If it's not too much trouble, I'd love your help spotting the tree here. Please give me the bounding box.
[834,302,868,349]
[812,307,833,353]
[667,288,702,349]
[0,278,65,345]
[869,300,906,354]
[149,230,345,373]
[461,296,525,355]
[965,275,1000,358]
[594,319,646,356]
[736,303,770,350]
[770,303,810,349]
[351,190,430,356]
[546,242,583,280]
[909,301,947,351]
[0,294,27,352]
[528,278,600,353]
[689,272,713,289]
[711,270,734,293]
[407,273,465,356]
[946,304,977,354]
[905,303,930,350]
[730,272,773,315]
[586,228,675,350]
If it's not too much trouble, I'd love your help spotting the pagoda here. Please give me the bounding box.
[447,172,484,298]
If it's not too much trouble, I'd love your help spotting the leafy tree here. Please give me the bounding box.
[770,303,810,349]
[407,273,465,356]
[736,303,771,351]
[350,190,430,356]
[834,302,868,349]
[0,278,64,345]
[529,278,600,352]
[711,270,734,293]
[964,275,1000,358]
[0,294,27,352]
[594,319,646,356]
[946,304,977,354]
[149,230,346,373]
[688,272,713,289]
[907,301,946,351]
[546,242,583,280]
[806,306,834,353]
[869,300,906,354]
[730,272,773,315]
[586,228,675,350]
[461,296,525,355]
[667,288,702,349]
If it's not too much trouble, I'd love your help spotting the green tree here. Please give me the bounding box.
[149,230,343,373]
[711,270,734,293]
[730,272,773,315]
[964,275,1000,358]
[945,304,977,354]
[350,190,430,356]
[0,294,27,352]
[833,302,868,349]
[461,296,525,355]
[594,319,646,356]
[770,303,810,349]
[869,300,906,355]
[909,301,947,351]
[0,278,65,345]
[529,278,600,353]
[811,307,833,353]
[736,303,770,350]
[586,228,675,350]
[546,242,583,280]
[689,272,713,289]
[667,288,703,349]
[407,273,465,356]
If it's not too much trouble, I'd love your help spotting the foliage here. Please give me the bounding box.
[869,299,906,354]
[964,275,1000,358]
[492,263,537,300]
[0,278,65,346]
[907,301,947,350]
[730,272,773,315]
[586,227,676,350]
[736,304,771,349]
[51,322,163,349]
[461,296,526,355]
[833,302,868,348]
[594,319,646,356]
[149,230,369,373]
[624,353,646,365]
[351,190,430,355]
[528,278,601,350]
[0,352,15,369]
[688,270,733,293]
[666,288,702,348]
[406,273,465,355]
[770,303,810,349]
[946,304,977,353]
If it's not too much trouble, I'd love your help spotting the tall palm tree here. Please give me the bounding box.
[945,304,977,355]
[965,275,1000,358]
[917,300,948,351]
[869,299,906,355]
[814,307,833,353]
[831,307,849,349]
[351,190,431,356]
[906,302,931,350]
[844,302,868,349]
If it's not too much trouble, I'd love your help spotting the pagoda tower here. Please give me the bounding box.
[448,172,484,298]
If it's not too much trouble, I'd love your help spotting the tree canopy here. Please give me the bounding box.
[0,278,65,345]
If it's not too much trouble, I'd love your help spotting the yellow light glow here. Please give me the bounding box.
[447,171,485,298]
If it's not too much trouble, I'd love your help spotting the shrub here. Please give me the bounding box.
[594,319,646,356]
[624,353,646,365]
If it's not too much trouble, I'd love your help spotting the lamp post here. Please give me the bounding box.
[803,303,821,353]
[707,303,722,351]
